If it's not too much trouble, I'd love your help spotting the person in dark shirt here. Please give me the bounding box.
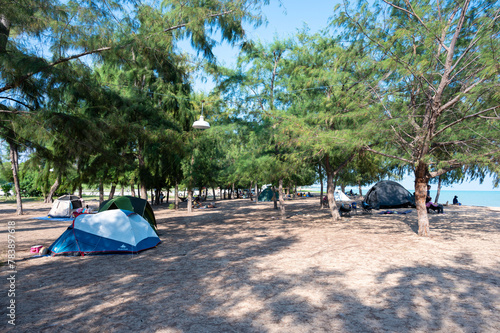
[453,195,460,205]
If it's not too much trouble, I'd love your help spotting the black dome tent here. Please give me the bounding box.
[363,180,415,209]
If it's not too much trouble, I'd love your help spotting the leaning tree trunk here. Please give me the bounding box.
[108,183,116,200]
[324,157,340,221]
[45,175,60,204]
[8,141,23,214]
[130,184,136,197]
[415,162,430,236]
[435,176,442,204]
[278,178,286,220]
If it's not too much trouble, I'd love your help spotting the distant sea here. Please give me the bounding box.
[426,190,500,208]
[300,186,500,208]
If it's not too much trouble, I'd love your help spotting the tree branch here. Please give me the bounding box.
[0,10,237,95]
[363,145,413,164]
[434,105,500,137]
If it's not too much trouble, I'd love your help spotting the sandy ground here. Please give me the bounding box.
[1,197,499,332]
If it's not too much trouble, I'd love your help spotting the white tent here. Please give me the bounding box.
[48,195,84,218]
[334,190,351,202]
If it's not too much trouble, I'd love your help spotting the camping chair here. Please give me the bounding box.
[361,202,372,214]
[351,201,358,215]
[339,203,352,217]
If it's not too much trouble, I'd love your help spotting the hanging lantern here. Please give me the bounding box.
[192,101,210,129]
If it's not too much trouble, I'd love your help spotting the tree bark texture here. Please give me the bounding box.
[99,180,104,204]
[324,156,340,221]
[0,14,10,53]
[319,164,324,208]
[279,178,286,220]
[255,181,258,204]
[109,183,116,200]
[9,142,23,214]
[45,175,60,204]
[187,189,193,213]
[415,162,430,236]
[272,186,278,210]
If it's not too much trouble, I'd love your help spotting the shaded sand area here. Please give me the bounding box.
[1,198,499,332]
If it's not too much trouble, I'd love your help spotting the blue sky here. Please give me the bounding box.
[181,1,499,192]
[182,0,341,91]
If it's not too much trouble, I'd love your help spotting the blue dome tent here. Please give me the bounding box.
[48,209,161,256]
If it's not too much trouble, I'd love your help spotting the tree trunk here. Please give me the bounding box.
[109,183,116,200]
[255,181,258,204]
[99,180,104,204]
[358,181,363,197]
[415,162,430,236]
[9,142,23,214]
[324,157,340,221]
[212,187,216,202]
[319,164,324,208]
[435,176,442,203]
[140,183,147,201]
[175,183,179,210]
[0,14,10,53]
[279,178,286,220]
[187,189,193,213]
[79,185,83,198]
[166,188,170,204]
[131,184,136,197]
[121,186,125,196]
[272,186,278,210]
[45,175,60,203]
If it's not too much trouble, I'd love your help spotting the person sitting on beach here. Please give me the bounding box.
[453,195,461,205]
[426,185,432,202]
[192,196,202,208]
[426,200,443,214]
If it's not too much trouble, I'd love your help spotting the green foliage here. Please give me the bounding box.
[1,182,12,196]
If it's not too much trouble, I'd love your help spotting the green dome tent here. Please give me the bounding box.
[99,196,157,232]
[258,187,278,202]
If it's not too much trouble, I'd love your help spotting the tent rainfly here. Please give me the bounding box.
[48,209,161,256]
[363,180,415,209]
[258,187,278,202]
[99,196,157,232]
